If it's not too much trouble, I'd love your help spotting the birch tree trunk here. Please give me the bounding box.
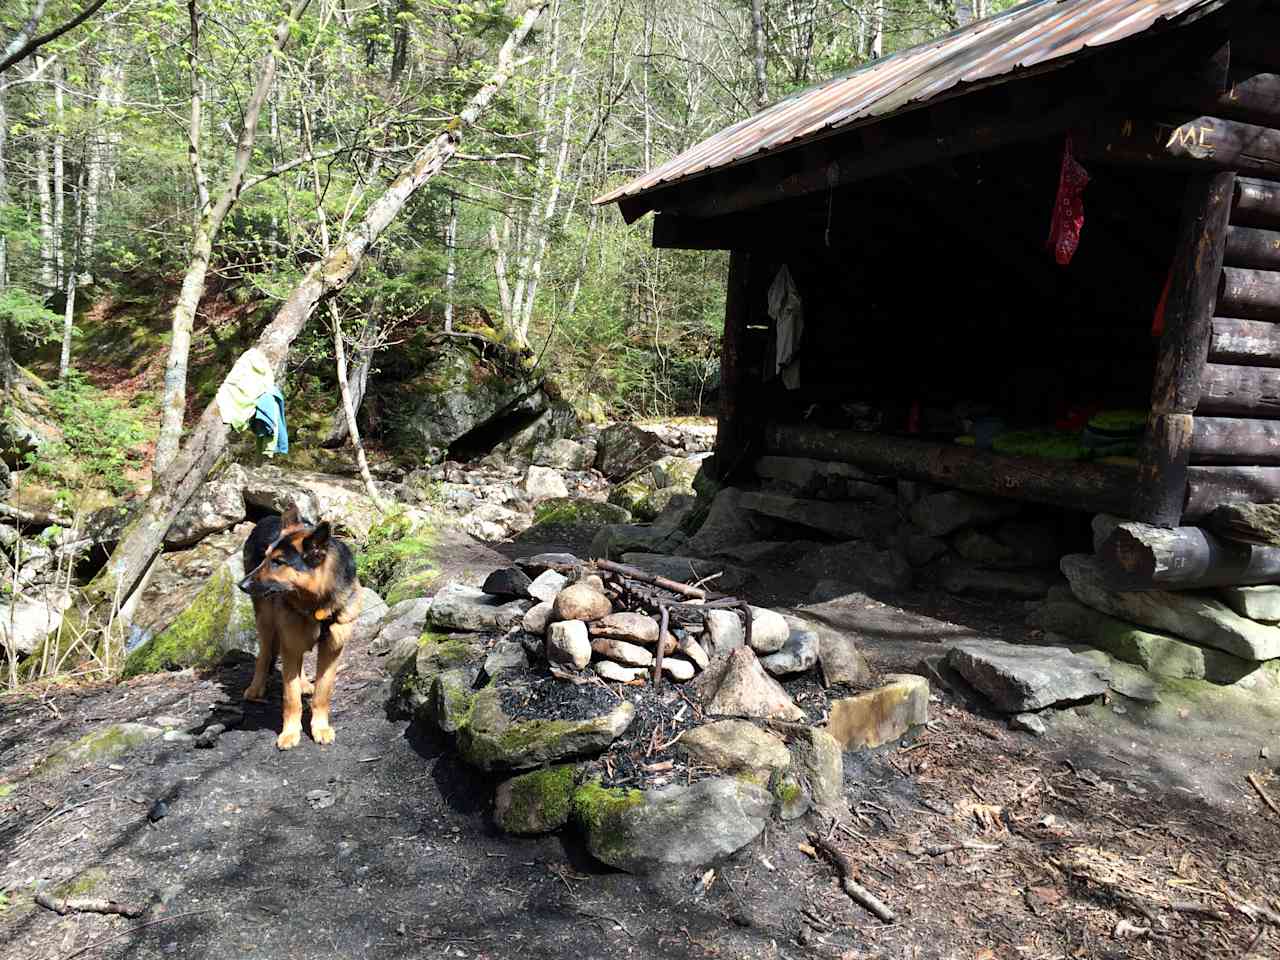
[871,0,884,58]
[151,0,313,476]
[80,68,109,286]
[954,0,973,26]
[329,304,385,507]
[35,107,55,291]
[443,194,457,333]
[323,308,378,446]
[751,0,767,109]
[89,0,549,613]
[53,66,64,287]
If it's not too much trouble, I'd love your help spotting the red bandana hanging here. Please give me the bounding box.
[1046,136,1089,266]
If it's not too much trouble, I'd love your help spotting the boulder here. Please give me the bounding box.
[684,487,758,558]
[590,524,686,561]
[124,554,257,677]
[590,636,652,667]
[458,688,635,771]
[1028,594,1253,683]
[553,583,611,622]
[166,465,247,547]
[938,564,1054,600]
[773,772,811,820]
[426,583,530,633]
[595,661,647,682]
[704,609,745,657]
[590,612,659,645]
[947,640,1109,712]
[747,606,790,654]
[754,456,891,503]
[482,567,532,599]
[761,626,820,677]
[800,591,980,645]
[573,777,772,873]
[797,542,912,592]
[240,465,388,540]
[1061,554,1280,661]
[774,723,845,812]
[951,529,1023,568]
[390,338,545,462]
[547,620,592,669]
[523,465,569,500]
[354,588,389,634]
[739,492,896,542]
[1,590,73,660]
[516,553,582,576]
[532,438,595,471]
[527,569,569,603]
[900,528,950,567]
[909,491,1019,537]
[810,623,871,687]
[827,674,929,750]
[531,498,631,528]
[1010,713,1047,737]
[494,765,578,835]
[677,720,791,775]
[705,648,805,722]
[1219,584,1280,622]
[594,423,669,481]
[431,667,482,733]
[483,639,528,677]
[494,400,581,462]
[369,597,433,655]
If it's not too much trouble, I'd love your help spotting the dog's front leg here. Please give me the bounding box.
[243,606,276,702]
[276,646,305,750]
[310,630,347,746]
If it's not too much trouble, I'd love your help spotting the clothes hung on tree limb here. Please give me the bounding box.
[769,265,804,390]
[1046,136,1088,266]
[215,347,289,457]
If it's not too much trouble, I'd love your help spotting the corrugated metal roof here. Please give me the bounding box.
[594,0,1224,208]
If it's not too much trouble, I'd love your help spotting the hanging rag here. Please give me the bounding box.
[251,387,289,457]
[1046,136,1089,266]
[216,348,274,430]
[769,265,804,390]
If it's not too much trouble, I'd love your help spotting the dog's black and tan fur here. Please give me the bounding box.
[238,506,362,750]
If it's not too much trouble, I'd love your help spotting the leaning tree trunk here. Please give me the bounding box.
[328,304,386,508]
[88,0,550,612]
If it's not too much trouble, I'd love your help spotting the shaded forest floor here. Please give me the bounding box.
[2,534,1279,960]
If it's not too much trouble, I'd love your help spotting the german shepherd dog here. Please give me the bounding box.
[238,505,362,750]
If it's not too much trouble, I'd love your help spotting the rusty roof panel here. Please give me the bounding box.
[594,0,1222,207]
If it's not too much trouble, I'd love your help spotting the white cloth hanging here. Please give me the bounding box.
[769,265,803,390]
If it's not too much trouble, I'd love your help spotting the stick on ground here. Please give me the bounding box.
[810,834,896,923]
[1247,772,1280,818]
[36,889,144,919]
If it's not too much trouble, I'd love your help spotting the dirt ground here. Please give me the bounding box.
[2,528,1279,960]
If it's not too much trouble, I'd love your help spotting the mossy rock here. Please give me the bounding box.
[359,511,439,603]
[494,764,580,835]
[607,477,654,517]
[457,687,636,772]
[431,667,482,733]
[35,723,162,776]
[532,497,631,528]
[124,556,256,677]
[397,633,486,722]
[572,776,772,874]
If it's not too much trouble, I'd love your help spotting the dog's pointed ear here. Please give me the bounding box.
[302,522,331,566]
[281,505,301,528]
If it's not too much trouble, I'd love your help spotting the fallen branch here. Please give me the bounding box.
[597,559,708,600]
[652,603,670,691]
[0,503,73,527]
[1246,772,1279,818]
[36,888,143,919]
[809,834,896,923]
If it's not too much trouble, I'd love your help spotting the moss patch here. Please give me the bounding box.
[496,764,578,835]
[124,564,236,677]
[35,723,161,776]
[571,780,645,861]
[360,510,438,602]
[533,498,631,527]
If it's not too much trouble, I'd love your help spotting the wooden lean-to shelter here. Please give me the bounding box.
[596,0,1280,595]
